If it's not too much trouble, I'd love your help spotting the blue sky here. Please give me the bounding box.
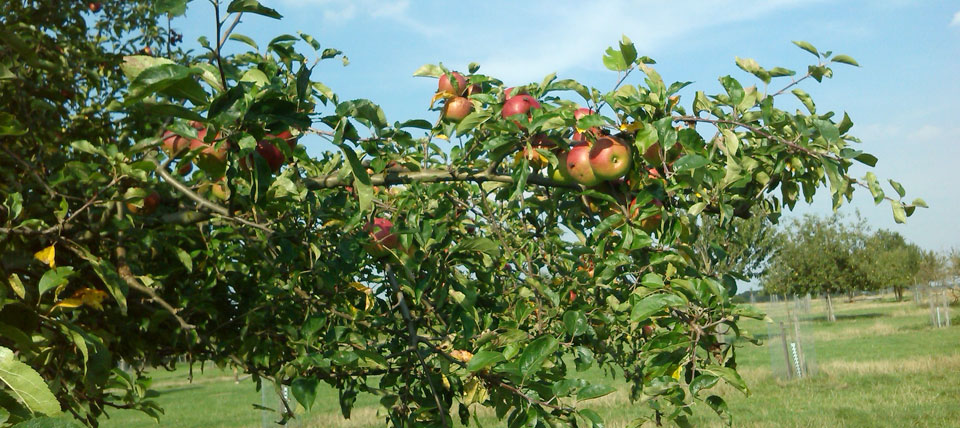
[175,0,959,252]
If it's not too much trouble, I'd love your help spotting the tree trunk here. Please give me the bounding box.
[825,293,836,322]
[895,286,903,301]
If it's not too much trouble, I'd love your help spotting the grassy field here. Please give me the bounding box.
[100,294,960,427]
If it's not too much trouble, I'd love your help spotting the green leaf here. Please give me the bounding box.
[291,377,319,411]
[602,46,629,72]
[175,248,193,273]
[120,55,174,81]
[155,0,188,16]
[226,0,283,19]
[517,336,559,376]
[768,67,796,77]
[8,274,25,299]
[689,374,719,397]
[38,267,74,299]
[672,154,709,173]
[854,153,877,167]
[888,179,905,198]
[576,383,616,401]
[865,172,884,204]
[792,89,815,114]
[619,35,637,66]
[911,198,928,208]
[563,310,588,337]
[0,113,27,136]
[0,347,61,416]
[466,351,504,372]
[719,76,744,106]
[890,200,906,224]
[792,40,819,58]
[830,54,859,67]
[631,293,684,322]
[412,63,442,78]
[703,365,748,394]
[705,395,732,426]
[125,64,206,105]
[451,238,501,258]
[812,119,839,143]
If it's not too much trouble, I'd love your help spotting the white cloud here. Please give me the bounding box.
[277,0,831,82]
[277,0,440,36]
[281,0,827,83]
[951,10,960,26]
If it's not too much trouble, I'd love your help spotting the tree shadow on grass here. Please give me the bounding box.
[808,312,885,322]
[153,385,203,396]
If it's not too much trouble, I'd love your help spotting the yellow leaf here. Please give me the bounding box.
[620,122,642,132]
[435,134,449,141]
[450,349,474,363]
[53,288,108,311]
[52,298,83,310]
[429,91,451,108]
[349,282,372,295]
[34,245,56,268]
[671,366,682,380]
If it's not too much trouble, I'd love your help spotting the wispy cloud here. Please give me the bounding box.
[277,0,440,36]
[276,0,828,83]
[951,10,960,26]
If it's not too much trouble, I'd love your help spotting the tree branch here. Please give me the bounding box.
[305,168,577,190]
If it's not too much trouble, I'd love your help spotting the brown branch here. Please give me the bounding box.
[147,154,275,233]
[305,168,577,190]
[672,115,827,159]
[218,12,243,51]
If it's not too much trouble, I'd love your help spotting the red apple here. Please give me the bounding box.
[563,143,600,186]
[588,135,632,180]
[438,72,467,96]
[637,199,663,232]
[504,87,528,100]
[190,129,228,177]
[501,94,541,125]
[127,191,160,215]
[177,162,193,175]
[161,130,189,156]
[364,217,399,257]
[466,84,482,97]
[572,107,600,142]
[88,2,102,13]
[442,97,472,121]
[255,140,285,172]
[270,129,297,150]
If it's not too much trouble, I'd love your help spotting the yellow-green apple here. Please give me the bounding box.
[563,143,601,186]
[588,135,632,180]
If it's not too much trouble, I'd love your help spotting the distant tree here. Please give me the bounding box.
[859,230,921,301]
[762,214,867,322]
[691,208,779,282]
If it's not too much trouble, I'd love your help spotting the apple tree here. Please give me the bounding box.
[0,1,923,427]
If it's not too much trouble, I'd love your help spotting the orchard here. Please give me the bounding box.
[0,1,925,427]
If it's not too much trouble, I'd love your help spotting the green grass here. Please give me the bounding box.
[100,295,960,427]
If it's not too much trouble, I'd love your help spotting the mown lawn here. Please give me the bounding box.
[100,295,960,427]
